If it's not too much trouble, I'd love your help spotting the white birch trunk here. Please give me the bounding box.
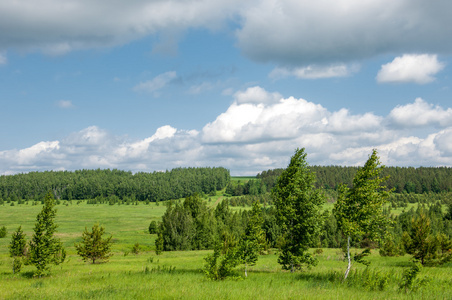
[344,235,351,280]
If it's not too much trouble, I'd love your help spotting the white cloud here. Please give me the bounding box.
[270,64,359,79]
[434,128,452,156]
[376,54,445,84]
[388,98,452,128]
[133,71,177,94]
[234,86,282,104]
[2,88,452,175]
[18,141,60,165]
[56,100,74,109]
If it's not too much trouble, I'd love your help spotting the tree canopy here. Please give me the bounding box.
[272,148,325,272]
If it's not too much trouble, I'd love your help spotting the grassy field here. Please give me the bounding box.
[1,201,451,299]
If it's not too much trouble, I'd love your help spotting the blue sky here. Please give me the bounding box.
[1,0,452,175]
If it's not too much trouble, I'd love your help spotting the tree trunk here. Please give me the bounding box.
[344,236,351,280]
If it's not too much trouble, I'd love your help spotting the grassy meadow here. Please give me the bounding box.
[1,200,451,299]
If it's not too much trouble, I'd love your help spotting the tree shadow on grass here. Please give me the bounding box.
[20,271,35,279]
[296,271,342,283]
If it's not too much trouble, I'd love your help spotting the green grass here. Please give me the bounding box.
[1,201,451,299]
[230,176,257,182]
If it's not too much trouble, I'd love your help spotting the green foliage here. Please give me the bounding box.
[334,150,392,241]
[9,226,27,274]
[29,192,66,277]
[0,167,230,202]
[333,150,392,280]
[353,248,371,267]
[159,194,247,252]
[399,263,428,292]
[203,240,240,280]
[403,213,452,265]
[347,268,390,291]
[237,201,266,277]
[155,232,164,255]
[132,243,140,255]
[12,257,23,274]
[148,221,158,234]
[9,226,27,257]
[0,225,7,238]
[272,148,325,272]
[75,224,113,264]
[379,236,402,257]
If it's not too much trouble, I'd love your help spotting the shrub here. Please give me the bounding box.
[132,243,140,255]
[0,226,7,238]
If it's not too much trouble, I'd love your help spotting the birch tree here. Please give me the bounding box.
[272,148,324,272]
[237,201,265,277]
[333,149,391,280]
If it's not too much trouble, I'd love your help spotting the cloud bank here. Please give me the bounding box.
[1,1,452,67]
[2,87,452,175]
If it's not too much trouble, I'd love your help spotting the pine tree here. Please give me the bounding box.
[75,224,113,264]
[29,191,66,277]
[272,148,325,272]
[334,149,392,280]
[9,226,27,273]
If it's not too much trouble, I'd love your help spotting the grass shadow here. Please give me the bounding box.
[296,271,342,283]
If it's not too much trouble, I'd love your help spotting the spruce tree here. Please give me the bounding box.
[272,148,325,272]
[9,226,27,273]
[29,191,66,277]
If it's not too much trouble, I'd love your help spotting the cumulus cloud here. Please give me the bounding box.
[376,54,445,84]
[234,86,282,104]
[270,64,360,79]
[388,98,452,128]
[2,87,452,175]
[133,71,177,94]
[434,128,452,156]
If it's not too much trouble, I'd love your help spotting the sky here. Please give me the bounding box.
[1,0,452,176]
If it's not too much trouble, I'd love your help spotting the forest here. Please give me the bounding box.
[1,165,451,203]
[0,167,230,202]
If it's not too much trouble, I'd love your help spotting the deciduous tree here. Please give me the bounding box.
[333,149,392,280]
[237,201,265,277]
[272,148,325,272]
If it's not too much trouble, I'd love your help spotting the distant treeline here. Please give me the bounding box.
[0,167,230,202]
[1,165,451,202]
[255,166,452,194]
